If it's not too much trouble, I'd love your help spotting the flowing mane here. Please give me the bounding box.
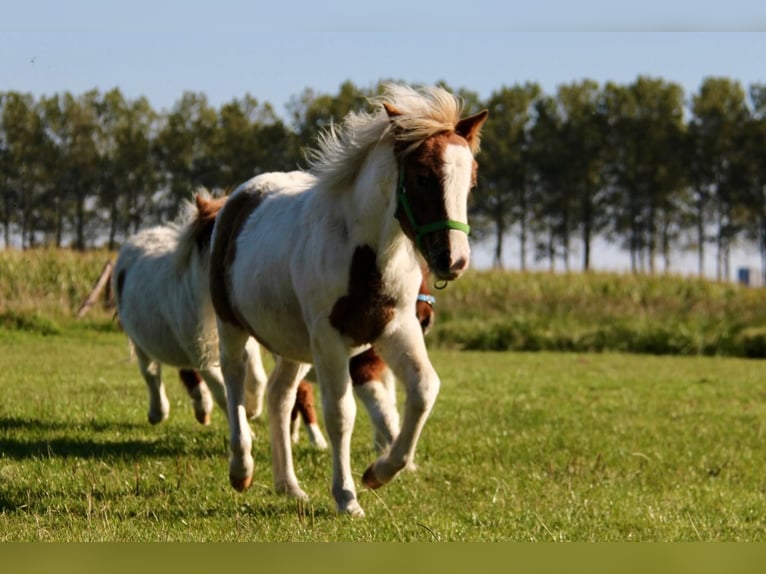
[307,84,469,190]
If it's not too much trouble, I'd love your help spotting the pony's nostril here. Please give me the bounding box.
[450,255,468,274]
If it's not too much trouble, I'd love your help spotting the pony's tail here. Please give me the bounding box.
[174,189,227,273]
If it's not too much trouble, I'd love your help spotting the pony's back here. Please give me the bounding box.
[113,196,221,369]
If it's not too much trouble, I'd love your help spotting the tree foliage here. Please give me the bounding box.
[2,78,765,279]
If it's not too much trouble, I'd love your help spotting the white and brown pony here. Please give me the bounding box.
[291,277,436,453]
[111,188,276,426]
[210,84,487,516]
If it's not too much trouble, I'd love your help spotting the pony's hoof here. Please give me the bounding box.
[339,500,365,518]
[276,482,309,500]
[362,465,384,490]
[195,411,211,425]
[147,412,168,425]
[230,474,253,492]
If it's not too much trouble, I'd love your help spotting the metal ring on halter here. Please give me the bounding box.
[433,280,448,290]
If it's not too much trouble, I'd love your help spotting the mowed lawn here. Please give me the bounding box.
[1,324,765,541]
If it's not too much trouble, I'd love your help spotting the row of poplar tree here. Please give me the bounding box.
[2,77,766,279]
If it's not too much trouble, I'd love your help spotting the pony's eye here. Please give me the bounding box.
[416,174,430,187]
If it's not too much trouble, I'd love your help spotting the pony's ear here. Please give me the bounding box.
[383,102,403,118]
[455,109,489,151]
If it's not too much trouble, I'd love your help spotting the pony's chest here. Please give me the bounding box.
[329,245,398,345]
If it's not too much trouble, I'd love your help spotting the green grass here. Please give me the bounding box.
[1,325,765,541]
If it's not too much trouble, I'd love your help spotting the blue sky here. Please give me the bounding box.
[3,1,766,273]
[4,1,766,119]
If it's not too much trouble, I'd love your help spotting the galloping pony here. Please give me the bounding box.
[210,84,487,516]
[291,277,436,452]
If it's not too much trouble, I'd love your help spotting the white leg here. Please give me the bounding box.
[305,421,329,450]
[362,324,439,489]
[135,347,169,425]
[291,410,302,444]
[294,381,328,450]
[354,368,400,452]
[218,322,255,491]
[243,337,268,419]
[312,330,363,517]
[198,366,228,417]
[267,357,312,499]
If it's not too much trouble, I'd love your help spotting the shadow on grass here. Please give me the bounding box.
[0,416,218,460]
[0,416,145,433]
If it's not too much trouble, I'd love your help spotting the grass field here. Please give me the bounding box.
[1,324,765,541]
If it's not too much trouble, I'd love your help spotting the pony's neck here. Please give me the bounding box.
[343,143,417,272]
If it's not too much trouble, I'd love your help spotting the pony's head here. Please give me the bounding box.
[383,86,488,282]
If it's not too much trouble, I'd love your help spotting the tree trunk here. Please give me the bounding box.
[696,194,705,277]
[519,215,527,272]
[75,193,85,251]
[2,190,10,248]
[54,193,64,248]
[493,218,504,269]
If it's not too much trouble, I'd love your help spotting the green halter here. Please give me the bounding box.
[395,164,471,251]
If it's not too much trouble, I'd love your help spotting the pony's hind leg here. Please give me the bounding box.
[292,380,328,449]
[268,358,312,498]
[361,326,439,490]
[179,369,214,425]
[135,347,169,425]
[243,337,267,419]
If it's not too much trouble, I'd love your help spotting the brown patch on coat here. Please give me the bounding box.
[349,275,435,387]
[292,380,318,425]
[192,195,227,251]
[178,369,202,392]
[209,191,265,329]
[350,348,387,387]
[329,245,396,345]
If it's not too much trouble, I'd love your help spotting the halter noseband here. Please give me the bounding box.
[395,164,471,252]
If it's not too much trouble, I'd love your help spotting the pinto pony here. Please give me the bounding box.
[291,277,436,452]
[210,84,487,516]
[112,191,272,425]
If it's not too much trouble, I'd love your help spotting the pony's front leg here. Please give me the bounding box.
[179,369,215,425]
[311,330,362,517]
[217,322,255,491]
[197,366,227,419]
[267,357,311,499]
[362,324,439,489]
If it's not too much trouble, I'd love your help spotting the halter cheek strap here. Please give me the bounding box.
[396,164,471,251]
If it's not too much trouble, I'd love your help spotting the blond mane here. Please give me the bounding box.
[307,84,467,190]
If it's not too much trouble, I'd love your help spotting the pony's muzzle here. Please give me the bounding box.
[431,234,470,280]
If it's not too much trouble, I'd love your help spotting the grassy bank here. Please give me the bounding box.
[2,249,766,357]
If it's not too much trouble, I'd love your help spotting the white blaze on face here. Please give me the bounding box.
[440,143,473,272]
